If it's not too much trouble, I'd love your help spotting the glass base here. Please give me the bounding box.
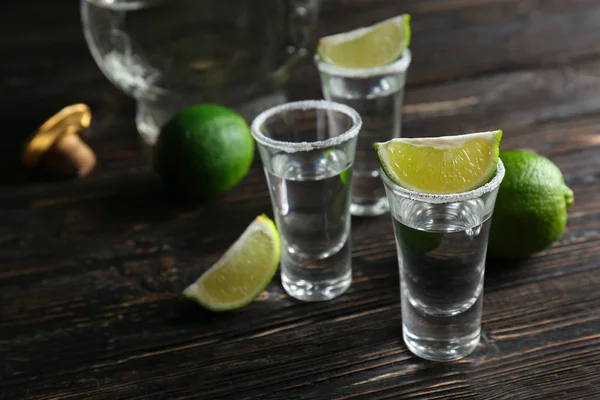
[282,273,351,302]
[134,90,288,145]
[403,327,480,362]
[350,197,390,217]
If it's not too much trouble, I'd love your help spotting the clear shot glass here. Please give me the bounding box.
[251,100,362,301]
[381,159,505,361]
[316,50,412,216]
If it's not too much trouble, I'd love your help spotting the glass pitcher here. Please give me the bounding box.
[81,0,321,144]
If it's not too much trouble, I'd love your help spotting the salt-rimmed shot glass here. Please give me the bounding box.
[251,100,362,302]
[316,49,412,217]
[381,159,505,361]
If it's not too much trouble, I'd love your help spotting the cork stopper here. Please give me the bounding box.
[23,104,96,178]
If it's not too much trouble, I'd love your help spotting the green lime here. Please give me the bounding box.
[183,214,280,312]
[375,130,502,194]
[154,104,254,199]
[340,168,350,185]
[317,14,411,69]
[488,150,574,259]
[396,223,442,255]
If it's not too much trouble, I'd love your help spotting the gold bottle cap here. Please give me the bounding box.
[23,104,96,178]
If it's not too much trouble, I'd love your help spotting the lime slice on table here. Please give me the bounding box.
[316,14,411,69]
[375,130,503,194]
[183,214,280,312]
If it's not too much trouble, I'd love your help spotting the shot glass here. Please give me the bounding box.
[251,100,362,301]
[316,50,412,216]
[381,160,505,361]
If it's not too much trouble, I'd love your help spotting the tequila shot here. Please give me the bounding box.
[317,50,411,216]
[382,160,505,361]
[251,100,361,301]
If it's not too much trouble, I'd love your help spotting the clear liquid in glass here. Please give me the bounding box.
[266,149,352,301]
[319,64,407,216]
[392,200,491,361]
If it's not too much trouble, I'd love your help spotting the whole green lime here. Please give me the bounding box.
[488,150,574,259]
[154,104,254,199]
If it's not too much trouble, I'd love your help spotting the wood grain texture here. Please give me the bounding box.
[1,0,600,399]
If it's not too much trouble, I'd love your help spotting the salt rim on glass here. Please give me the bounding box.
[315,49,412,79]
[380,159,506,204]
[250,100,362,153]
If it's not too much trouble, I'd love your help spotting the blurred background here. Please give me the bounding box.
[3,0,599,185]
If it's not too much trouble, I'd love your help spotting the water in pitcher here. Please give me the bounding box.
[82,0,319,141]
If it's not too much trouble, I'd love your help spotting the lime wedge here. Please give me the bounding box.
[375,130,503,194]
[183,214,280,312]
[317,14,411,69]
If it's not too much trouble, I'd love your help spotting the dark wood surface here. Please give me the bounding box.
[2,1,600,399]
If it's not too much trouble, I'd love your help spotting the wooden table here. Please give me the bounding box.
[2,1,599,399]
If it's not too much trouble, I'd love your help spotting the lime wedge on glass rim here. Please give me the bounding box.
[183,214,280,312]
[375,130,503,194]
[316,14,411,69]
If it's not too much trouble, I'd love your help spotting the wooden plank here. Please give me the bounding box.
[3,56,600,202]
[294,57,600,139]
[1,269,598,399]
[403,59,600,136]
[1,1,600,399]
[3,0,600,118]
[1,110,599,398]
[317,0,600,83]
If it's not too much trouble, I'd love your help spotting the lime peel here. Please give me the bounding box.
[183,214,280,312]
[488,150,574,259]
[154,104,254,200]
